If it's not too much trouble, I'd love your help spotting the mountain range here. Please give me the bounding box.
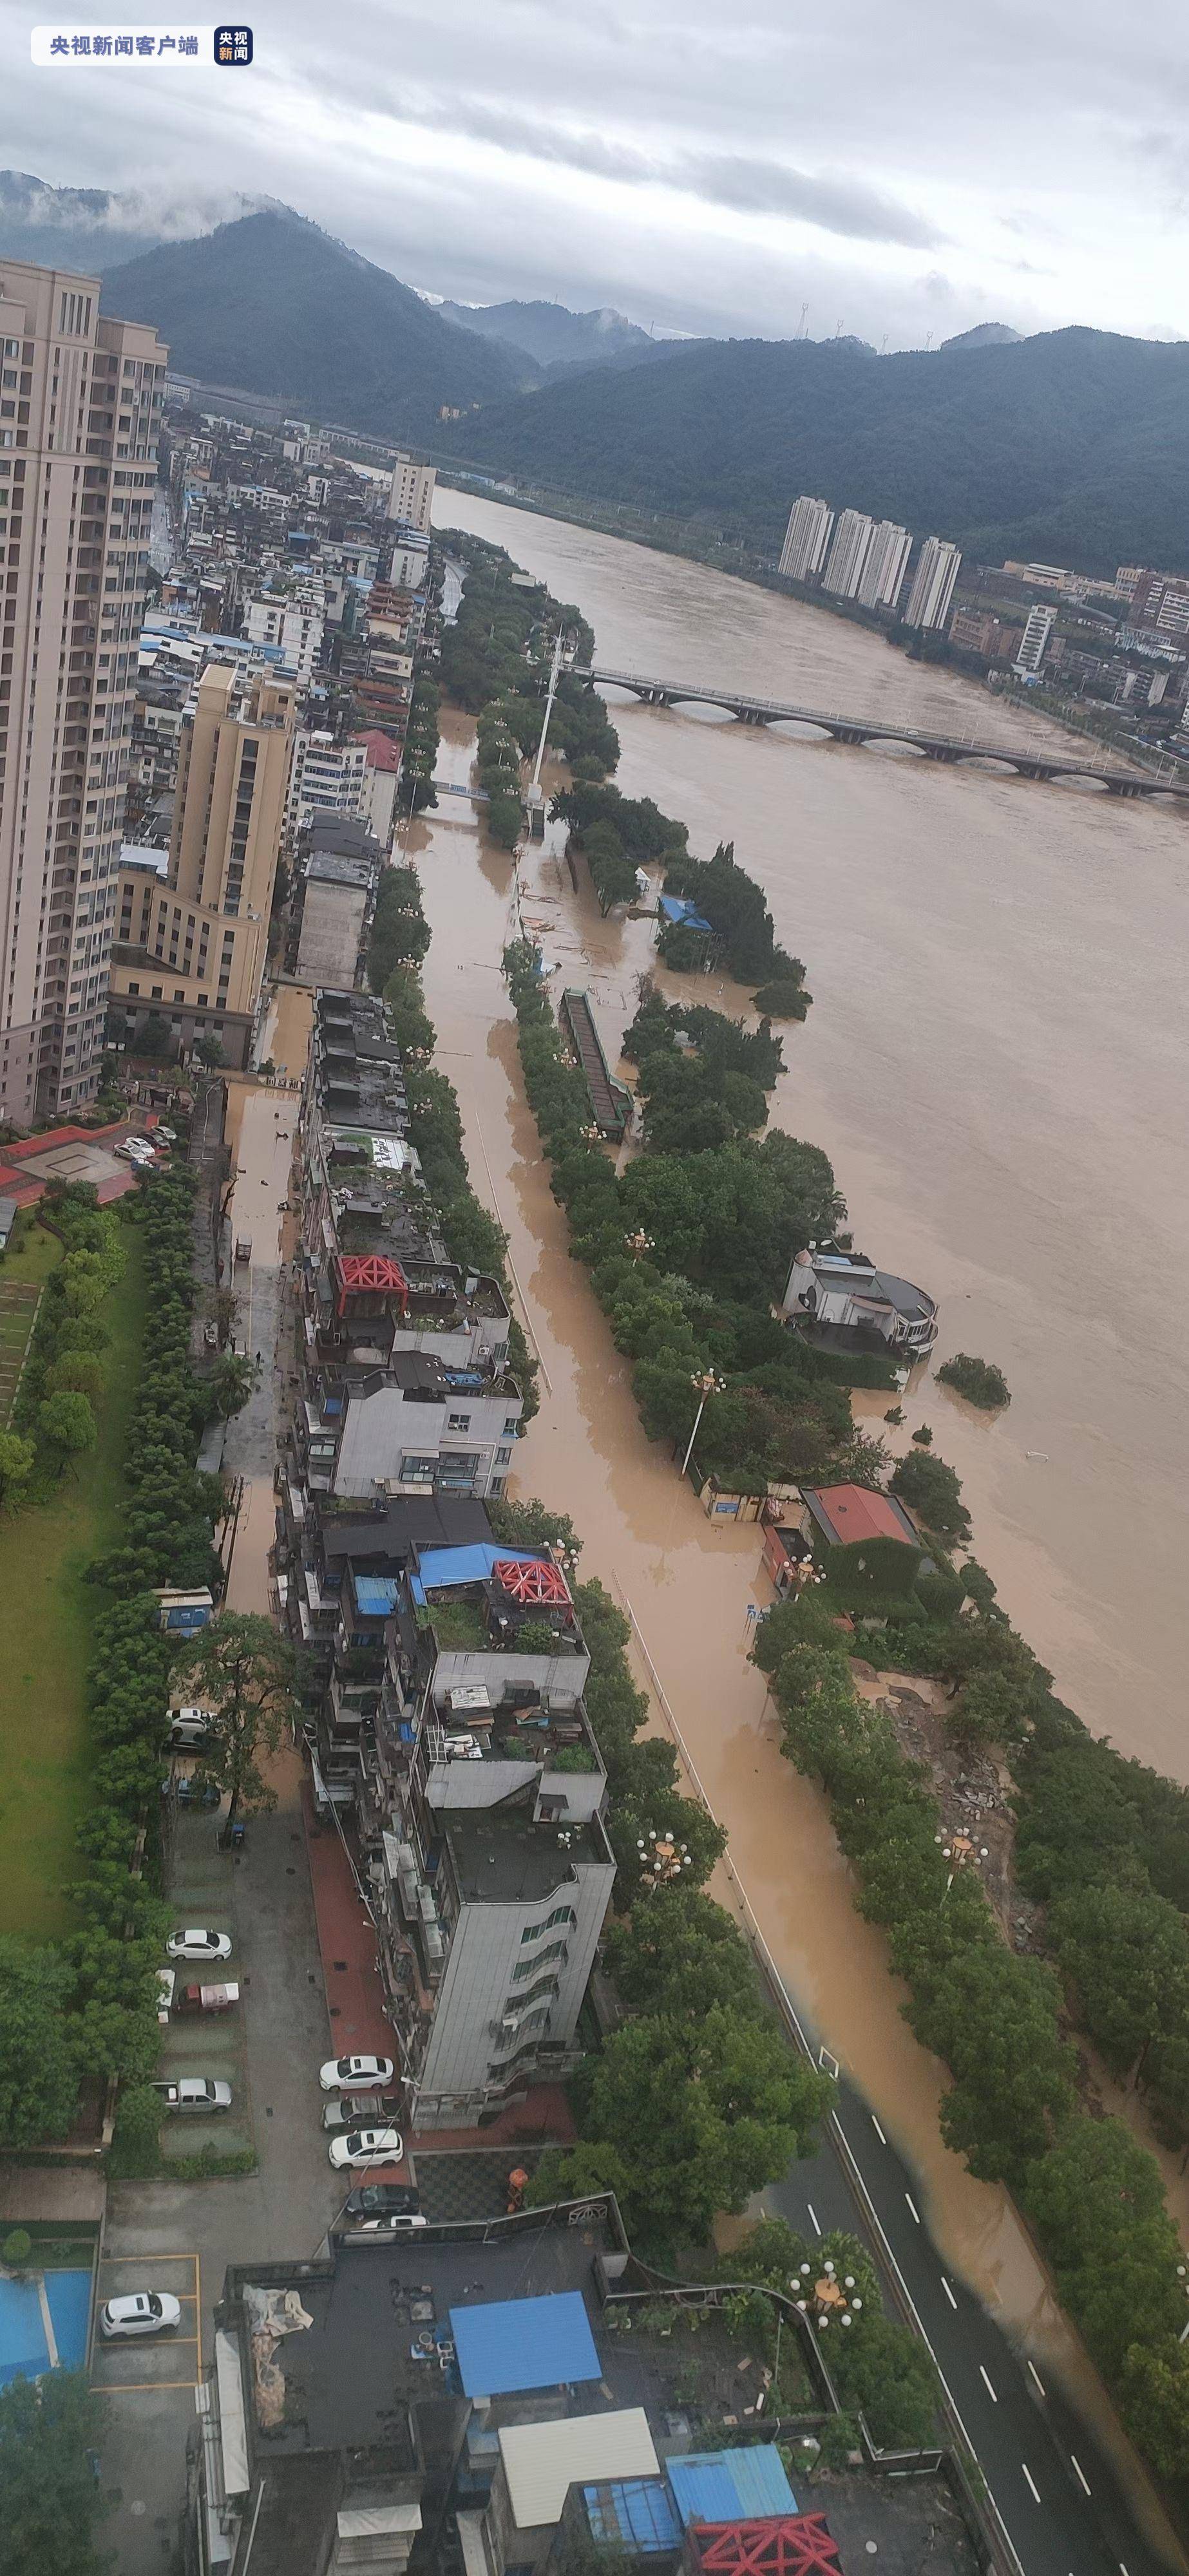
[436,326,1189,573]
[99,212,525,436]
[436,298,653,375]
[5,176,1184,571]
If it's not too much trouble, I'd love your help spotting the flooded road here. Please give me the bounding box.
[405,697,1185,2562]
[433,492,1189,1786]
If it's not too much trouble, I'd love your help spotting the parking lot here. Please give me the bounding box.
[91,2251,200,2393]
[158,1811,252,2161]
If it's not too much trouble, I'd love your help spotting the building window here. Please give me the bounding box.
[495,1446,512,1467]
[446,1412,471,1432]
[502,1416,519,1437]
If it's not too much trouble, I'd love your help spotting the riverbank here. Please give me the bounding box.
[431,487,1189,1788]
[401,705,1184,2571]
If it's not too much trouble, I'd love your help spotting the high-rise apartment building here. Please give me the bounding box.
[1013,604,1056,676]
[821,509,875,600]
[0,260,167,1122]
[779,494,833,583]
[386,453,436,531]
[903,536,962,631]
[109,662,294,1068]
[857,520,911,613]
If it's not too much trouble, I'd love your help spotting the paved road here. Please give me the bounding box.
[620,1596,1180,2576]
[765,2064,1175,2576]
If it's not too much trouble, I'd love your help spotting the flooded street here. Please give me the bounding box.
[433,489,1189,1788]
[399,706,1185,2555]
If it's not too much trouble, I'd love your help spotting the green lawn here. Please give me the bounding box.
[0,1222,61,1423]
[0,1224,147,1940]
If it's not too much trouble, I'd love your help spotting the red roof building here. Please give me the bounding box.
[801,1483,920,1551]
[331,1251,409,1319]
[690,2517,844,2576]
[353,729,402,773]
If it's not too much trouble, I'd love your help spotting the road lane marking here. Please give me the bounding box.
[940,2277,957,2309]
[871,2113,887,2145]
[806,2202,821,2236]
[1070,2455,1091,2496]
[1027,2360,1046,2397]
[1022,2465,1041,2504]
[980,2366,998,2403]
[904,2192,921,2223]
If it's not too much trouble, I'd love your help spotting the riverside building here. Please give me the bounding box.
[903,536,962,631]
[778,493,833,583]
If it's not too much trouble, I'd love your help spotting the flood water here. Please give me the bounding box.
[433,489,1189,1787]
[408,496,1189,2546]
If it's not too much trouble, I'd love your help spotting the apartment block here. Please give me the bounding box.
[903,536,962,631]
[245,587,325,678]
[109,661,294,1066]
[291,989,522,1499]
[367,1540,615,2126]
[1013,603,1056,677]
[287,728,369,835]
[856,519,911,612]
[386,452,436,531]
[821,508,875,600]
[0,260,167,1121]
[778,493,833,583]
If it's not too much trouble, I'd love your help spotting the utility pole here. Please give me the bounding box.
[529,624,567,803]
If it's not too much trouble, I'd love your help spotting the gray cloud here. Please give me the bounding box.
[3,0,1188,350]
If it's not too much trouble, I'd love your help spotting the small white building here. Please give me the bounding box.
[783,1240,938,1355]
[287,730,369,835]
[245,591,325,679]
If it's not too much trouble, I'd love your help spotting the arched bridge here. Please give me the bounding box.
[571,665,1188,802]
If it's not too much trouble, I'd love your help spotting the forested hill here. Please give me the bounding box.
[438,325,1189,574]
[101,212,525,437]
[437,297,652,374]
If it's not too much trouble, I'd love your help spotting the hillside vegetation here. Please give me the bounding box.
[102,211,524,435]
[439,326,1189,573]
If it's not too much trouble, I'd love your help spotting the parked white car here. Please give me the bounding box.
[167,1709,212,1751]
[319,2054,394,2093]
[100,2292,182,2340]
[158,2078,232,2114]
[166,1927,232,1961]
[328,2126,404,2171]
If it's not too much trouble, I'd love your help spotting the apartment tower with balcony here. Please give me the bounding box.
[0,259,167,1120]
[110,661,294,1066]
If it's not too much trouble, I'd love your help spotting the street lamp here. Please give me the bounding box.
[624,1229,654,1262]
[636,1828,693,1890]
[681,1369,725,1480]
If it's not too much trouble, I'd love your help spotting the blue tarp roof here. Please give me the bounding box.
[450,2290,600,2396]
[584,2481,681,2553]
[658,894,714,933]
[408,1543,546,1606]
[667,2447,797,2527]
[354,1575,399,1615]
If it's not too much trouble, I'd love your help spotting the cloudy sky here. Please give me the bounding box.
[5,0,1188,346]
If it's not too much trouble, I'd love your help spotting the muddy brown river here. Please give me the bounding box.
[412,493,1189,2544]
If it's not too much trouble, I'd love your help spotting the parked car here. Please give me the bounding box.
[155,2078,233,2114]
[328,2126,403,2171]
[342,2184,421,2222]
[166,1927,232,1962]
[100,2292,182,2341]
[154,1125,177,1144]
[167,1709,212,1752]
[175,1982,240,2014]
[319,2054,394,2093]
[343,2183,420,2222]
[322,2092,402,2132]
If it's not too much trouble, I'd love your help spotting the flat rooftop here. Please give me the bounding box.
[445,1805,606,1903]
[227,2222,614,2455]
